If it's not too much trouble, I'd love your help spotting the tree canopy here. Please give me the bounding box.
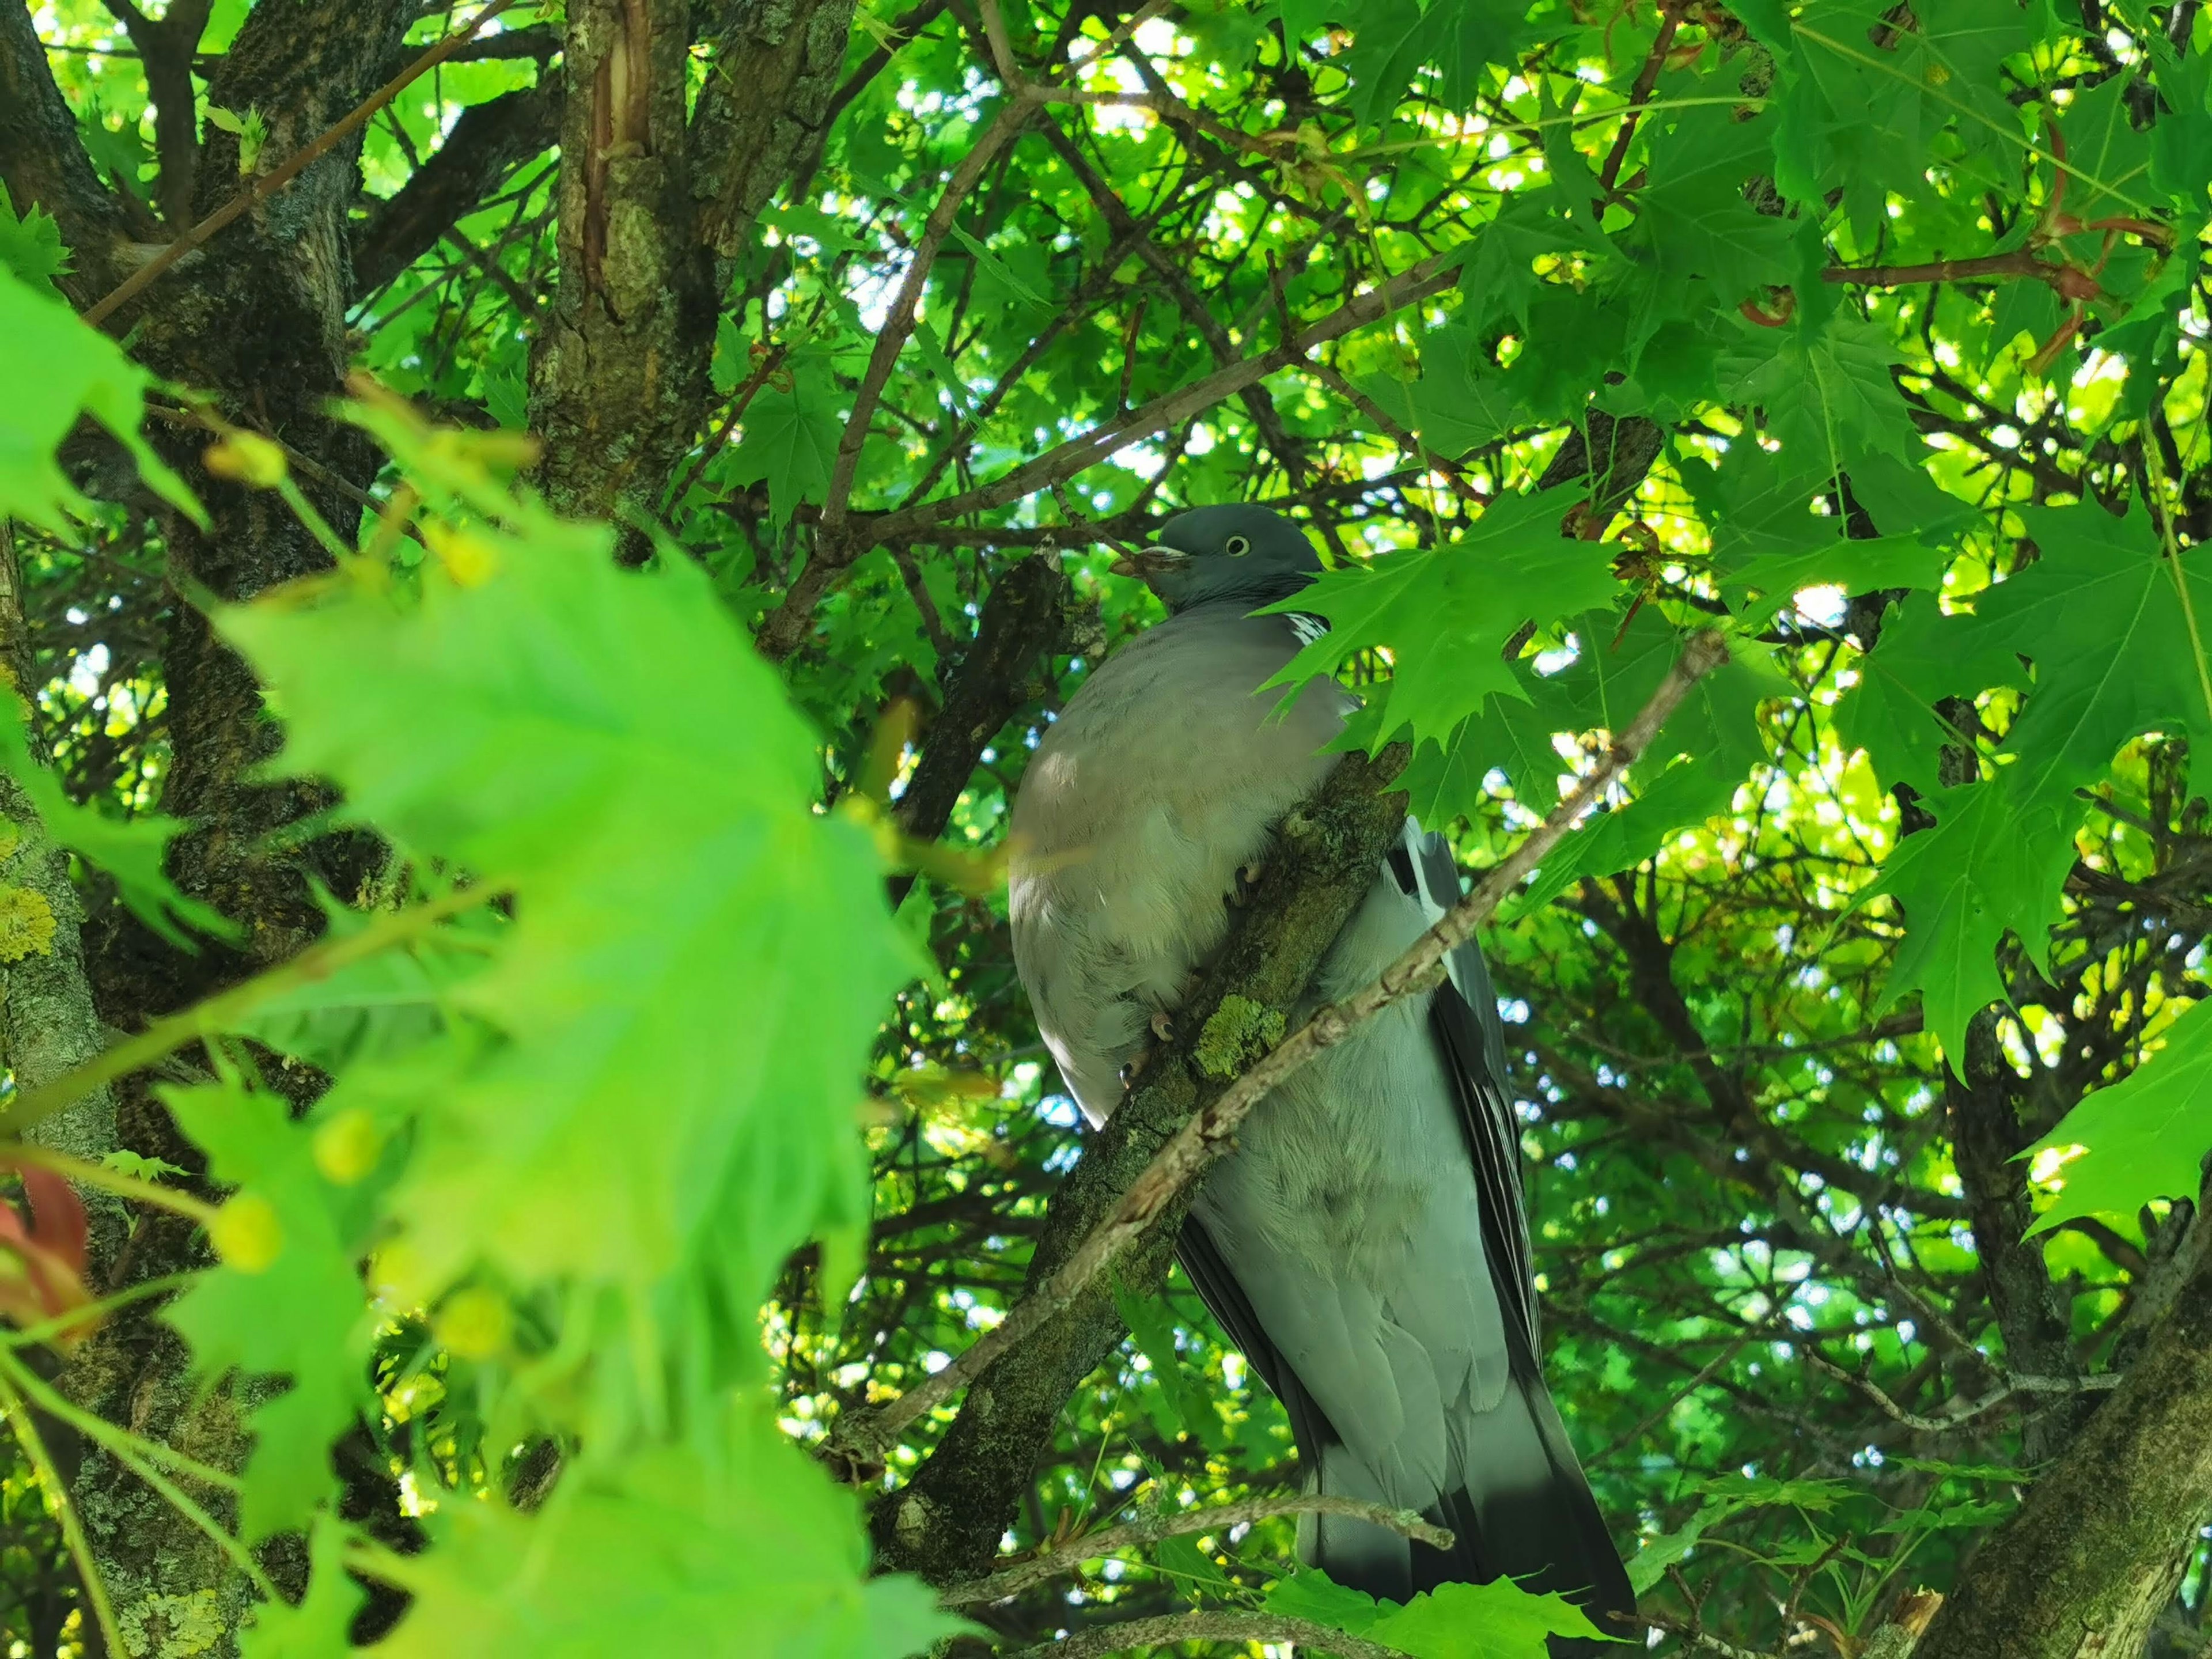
[2,0,2212,1654]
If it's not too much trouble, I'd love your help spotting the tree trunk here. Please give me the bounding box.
[1915,1208,2212,1659]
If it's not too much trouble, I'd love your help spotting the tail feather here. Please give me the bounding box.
[1310,1372,1634,1657]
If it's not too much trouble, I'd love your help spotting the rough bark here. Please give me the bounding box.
[0,525,125,1260]
[531,0,856,531]
[1914,1207,2212,1659]
[0,0,136,303]
[868,745,1410,1585]
[1536,410,1665,522]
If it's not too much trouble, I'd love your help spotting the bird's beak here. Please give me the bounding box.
[1108,544,1190,582]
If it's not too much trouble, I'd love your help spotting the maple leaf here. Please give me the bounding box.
[2025,996,2212,1233]
[1262,486,1618,747]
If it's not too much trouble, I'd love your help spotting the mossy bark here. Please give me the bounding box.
[1914,1208,2212,1659]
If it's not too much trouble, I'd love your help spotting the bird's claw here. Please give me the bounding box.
[1230,860,1266,906]
[1118,1010,1180,1092]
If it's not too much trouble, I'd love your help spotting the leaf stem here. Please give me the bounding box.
[4,1145,221,1226]
[0,1365,127,1656]
[2141,434,2212,726]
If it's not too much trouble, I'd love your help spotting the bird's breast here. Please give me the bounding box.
[1007,612,1349,1120]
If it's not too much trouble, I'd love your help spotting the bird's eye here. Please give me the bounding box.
[1225,535,1252,557]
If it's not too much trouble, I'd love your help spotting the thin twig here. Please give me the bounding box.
[874,249,1465,541]
[1599,1,1686,194]
[3,1144,219,1227]
[1005,1612,1414,1659]
[840,629,1731,1452]
[1805,1350,2118,1433]
[941,1493,1453,1605]
[669,344,787,506]
[1821,249,2063,289]
[819,96,1035,530]
[81,0,523,327]
[1621,1611,1787,1659]
[1303,361,1487,507]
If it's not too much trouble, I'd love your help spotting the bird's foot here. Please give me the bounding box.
[1118,1010,1180,1092]
[1230,860,1266,906]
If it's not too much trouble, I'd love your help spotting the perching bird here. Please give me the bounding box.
[1006,505,1633,1644]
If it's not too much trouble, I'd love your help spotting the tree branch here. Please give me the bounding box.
[81,0,525,328]
[1005,1612,1415,1659]
[353,79,561,298]
[756,248,1464,660]
[100,0,213,228]
[819,94,1036,532]
[889,552,1073,906]
[0,0,137,303]
[942,1493,1453,1607]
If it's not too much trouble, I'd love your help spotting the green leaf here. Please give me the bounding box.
[226,905,495,1071]
[1627,1499,1727,1594]
[1263,1569,1385,1634]
[2052,75,2156,226]
[0,194,69,294]
[1718,312,1917,475]
[1859,782,2078,1058]
[1365,1576,1619,1656]
[0,267,204,534]
[2025,996,2212,1232]
[373,1423,967,1657]
[1631,99,1796,301]
[1115,1276,1228,1450]
[1365,323,1525,457]
[1725,535,1948,623]
[710,314,745,396]
[218,402,918,1327]
[0,696,234,950]
[1339,0,1529,123]
[1460,196,1608,334]
[1262,486,1618,746]
[161,1084,370,1541]
[726,356,841,529]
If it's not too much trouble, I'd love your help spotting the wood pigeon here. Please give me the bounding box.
[1007,506,1633,1643]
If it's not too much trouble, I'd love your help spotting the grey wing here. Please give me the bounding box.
[1388,822,1540,1352]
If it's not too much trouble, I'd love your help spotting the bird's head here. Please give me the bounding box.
[1110,505,1323,615]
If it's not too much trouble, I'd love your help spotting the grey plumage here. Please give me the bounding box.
[1007,506,1631,1644]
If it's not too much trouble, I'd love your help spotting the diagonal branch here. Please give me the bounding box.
[1007,1613,1415,1659]
[817,94,1036,534]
